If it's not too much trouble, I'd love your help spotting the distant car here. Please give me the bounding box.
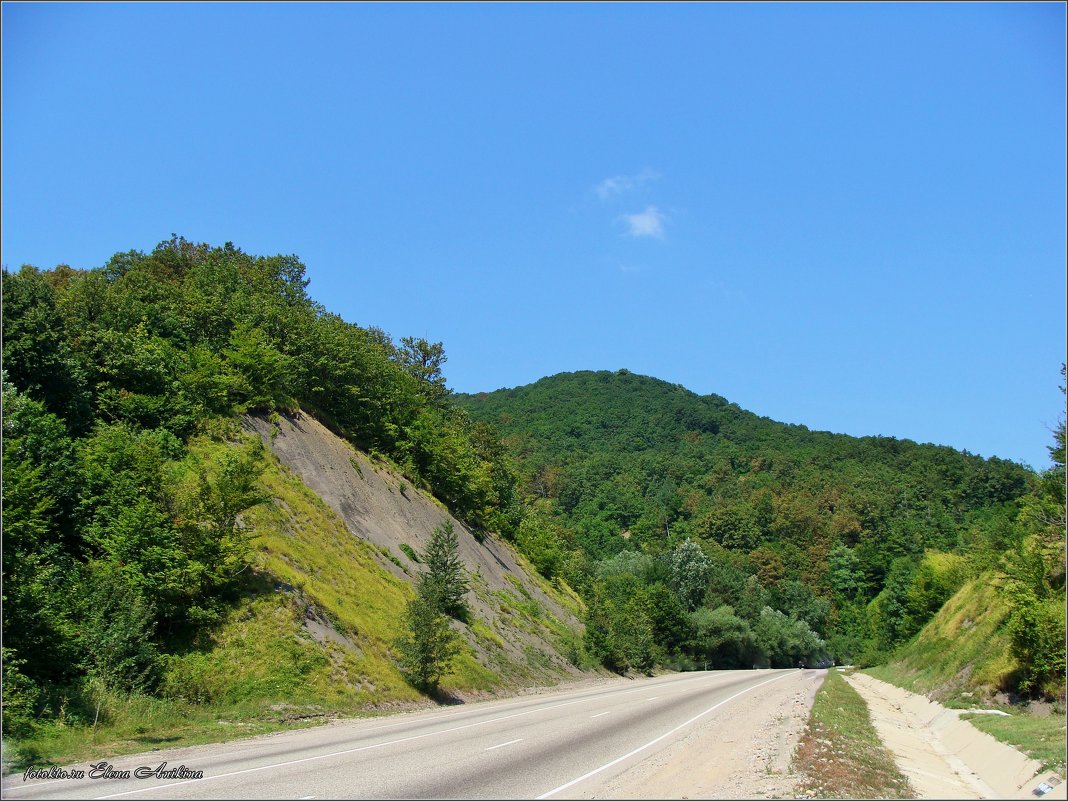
[800,659,834,669]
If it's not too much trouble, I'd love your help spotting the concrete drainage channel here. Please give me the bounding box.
[843,673,1065,800]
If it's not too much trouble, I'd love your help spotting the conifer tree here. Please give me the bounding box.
[394,594,459,692]
[420,520,469,620]
[394,520,468,691]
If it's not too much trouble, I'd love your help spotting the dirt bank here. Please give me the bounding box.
[243,410,590,683]
[845,672,1066,800]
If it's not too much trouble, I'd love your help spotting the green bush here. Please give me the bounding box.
[1006,591,1067,697]
[690,605,758,668]
[1,648,41,738]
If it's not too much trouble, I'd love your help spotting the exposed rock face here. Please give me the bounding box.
[243,411,588,686]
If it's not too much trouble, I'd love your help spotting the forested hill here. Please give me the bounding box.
[1,238,544,755]
[455,369,1032,567]
[455,369,1062,689]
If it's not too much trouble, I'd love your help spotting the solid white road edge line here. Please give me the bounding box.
[89,672,745,800]
[536,670,796,800]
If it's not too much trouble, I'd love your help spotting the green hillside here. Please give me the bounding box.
[456,369,1064,689]
[866,575,1018,701]
[0,238,584,769]
[457,370,1031,558]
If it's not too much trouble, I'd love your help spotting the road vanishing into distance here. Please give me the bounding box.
[3,669,802,800]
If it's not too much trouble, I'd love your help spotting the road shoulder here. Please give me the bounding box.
[574,669,824,799]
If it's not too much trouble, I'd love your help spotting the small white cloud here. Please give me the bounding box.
[620,205,667,238]
[594,169,660,200]
[595,176,629,200]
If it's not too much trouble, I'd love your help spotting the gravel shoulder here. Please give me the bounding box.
[575,669,825,799]
[844,672,1066,800]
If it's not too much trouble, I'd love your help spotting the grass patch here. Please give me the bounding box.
[348,456,363,478]
[505,542,586,621]
[867,577,1016,703]
[793,670,915,799]
[471,619,505,649]
[496,581,542,621]
[441,645,500,693]
[505,573,532,599]
[248,448,418,696]
[3,692,333,775]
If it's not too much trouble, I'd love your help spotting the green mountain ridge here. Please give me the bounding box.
[459,368,1020,464]
[455,368,1062,689]
[456,369,1032,564]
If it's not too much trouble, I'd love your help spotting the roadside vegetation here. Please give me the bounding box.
[2,433,506,771]
[865,577,1066,778]
[861,380,1066,775]
[864,579,1017,703]
[793,669,915,799]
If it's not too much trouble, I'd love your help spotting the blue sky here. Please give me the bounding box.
[3,3,1065,469]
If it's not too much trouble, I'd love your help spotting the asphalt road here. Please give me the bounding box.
[3,669,798,800]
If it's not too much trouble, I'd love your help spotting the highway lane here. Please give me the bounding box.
[2,669,800,800]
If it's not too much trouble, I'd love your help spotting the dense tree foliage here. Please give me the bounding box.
[457,369,1061,689]
[1,238,520,735]
[999,366,1066,697]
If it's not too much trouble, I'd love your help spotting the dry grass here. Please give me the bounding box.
[793,669,915,799]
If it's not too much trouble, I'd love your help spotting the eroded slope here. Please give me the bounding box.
[243,410,590,691]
